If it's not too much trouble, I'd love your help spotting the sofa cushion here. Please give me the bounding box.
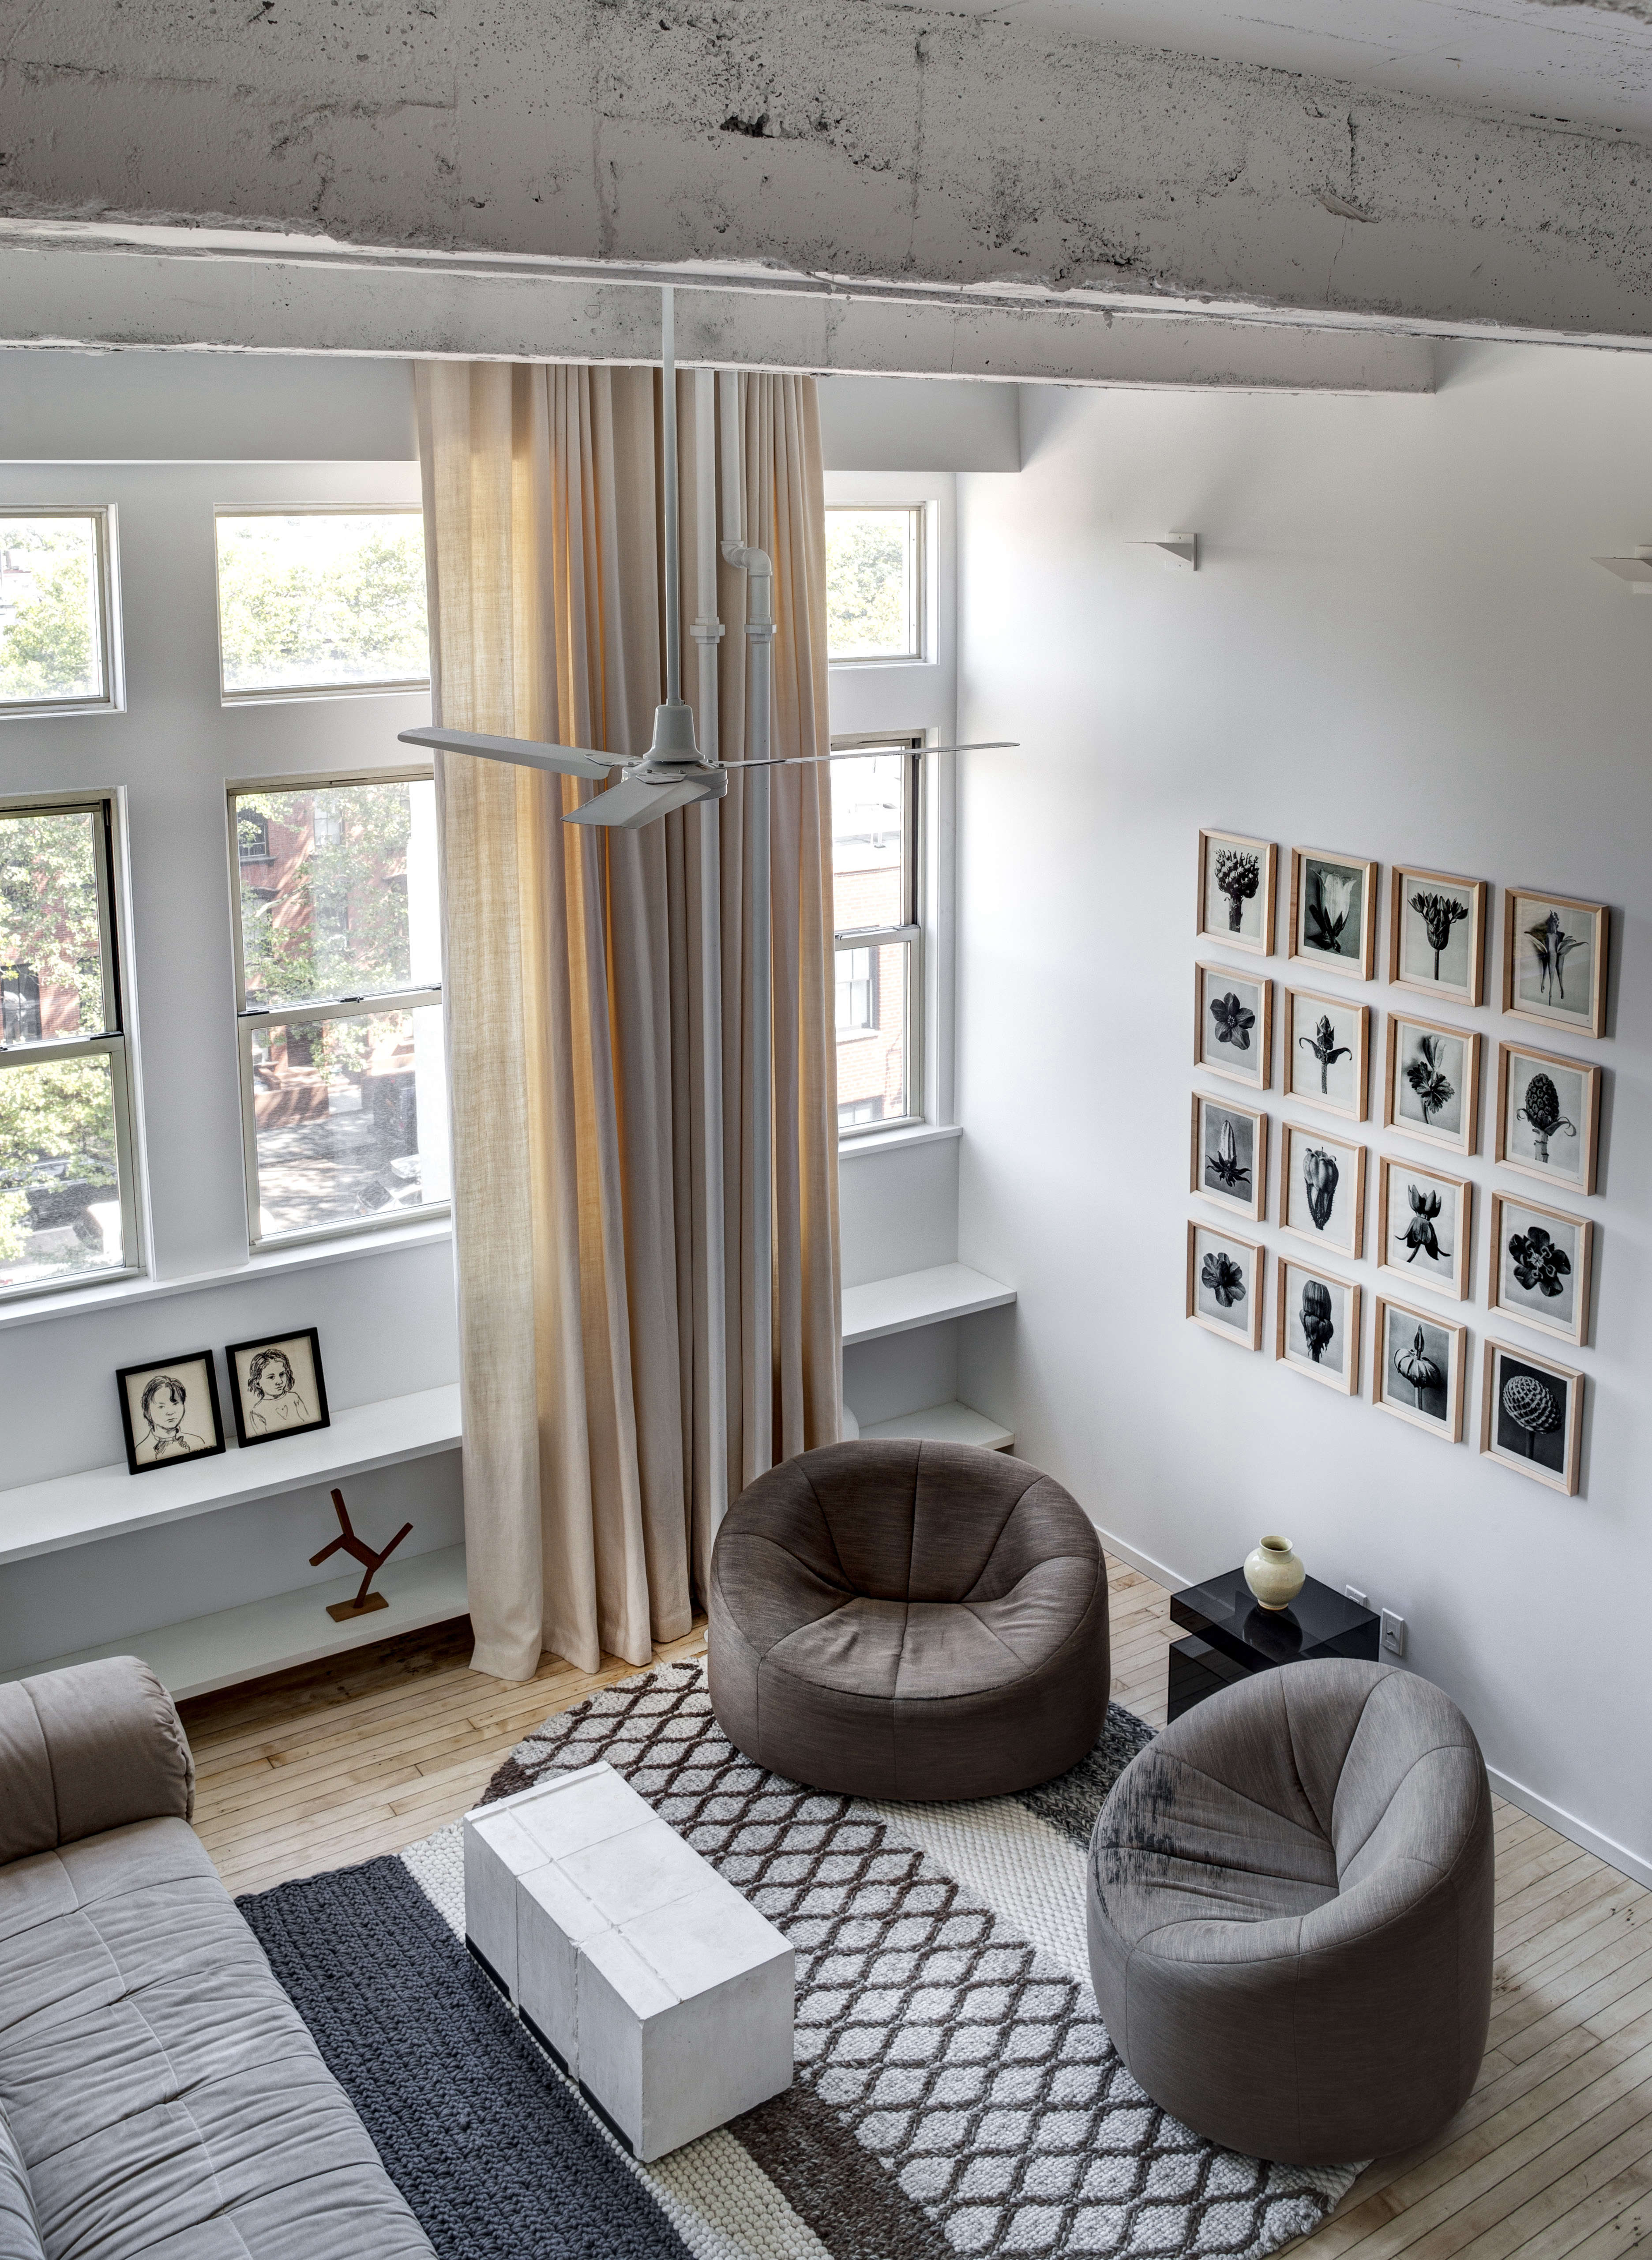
[0,2106,43,2260]
[0,1817,432,2260]
[0,1661,193,1866]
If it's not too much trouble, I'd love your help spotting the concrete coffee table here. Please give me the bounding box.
[463,1761,794,2161]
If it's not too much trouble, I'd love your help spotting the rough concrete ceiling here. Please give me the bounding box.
[908,0,1652,132]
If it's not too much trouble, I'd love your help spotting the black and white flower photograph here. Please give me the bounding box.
[1385,1013,1479,1155]
[1481,1339,1583,1494]
[1280,1121,1366,1259]
[1286,987,1368,1119]
[1488,1192,1591,1349]
[1496,1042,1600,1194]
[1276,1256,1360,1394]
[1390,864,1487,1005]
[1379,1157,1471,1301]
[1194,963,1272,1090]
[1504,889,1607,1041]
[1191,1093,1267,1223]
[1290,847,1377,978]
[115,1350,227,1477]
[1197,828,1277,955]
[1375,1297,1465,1440]
[1187,1220,1264,1349]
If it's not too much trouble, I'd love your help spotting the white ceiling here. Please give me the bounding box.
[924,0,1652,134]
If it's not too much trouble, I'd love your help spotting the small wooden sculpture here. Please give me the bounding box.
[310,1487,413,1621]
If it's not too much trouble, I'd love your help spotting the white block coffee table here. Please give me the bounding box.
[463,1761,794,2161]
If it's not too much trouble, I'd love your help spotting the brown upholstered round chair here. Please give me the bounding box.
[708,1439,1111,1801]
[1088,1659,1494,2165]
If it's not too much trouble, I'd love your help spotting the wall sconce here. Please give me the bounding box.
[1136,536,1199,572]
[1593,547,1652,593]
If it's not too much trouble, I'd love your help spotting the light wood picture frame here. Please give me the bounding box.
[1276,1256,1361,1395]
[1284,986,1369,1120]
[1377,1155,1472,1303]
[1374,1295,1466,1443]
[1480,1338,1583,1495]
[1389,864,1488,1007]
[1495,1041,1602,1196]
[1487,1190,1592,1350]
[1289,847,1378,981]
[1197,830,1277,956]
[1384,1012,1481,1157]
[1190,1092,1267,1224]
[1279,1121,1366,1260]
[1187,1220,1265,1351]
[1503,887,1608,1041]
[1194,963,1272,1090]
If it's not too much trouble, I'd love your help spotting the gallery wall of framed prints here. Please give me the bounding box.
[1188,830,1607,1494]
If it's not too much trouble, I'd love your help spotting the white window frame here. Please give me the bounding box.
[213,504,430,707]
[0,787,145,1300]
[824,502,932,668]
[227,765,448,1252]
[0,506,125,720]
[831,729,925,1139]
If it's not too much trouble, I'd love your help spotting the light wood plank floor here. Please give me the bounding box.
[179,1556,1650,2260]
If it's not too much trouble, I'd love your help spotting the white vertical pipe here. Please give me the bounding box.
[690,366,728,1529]
[660,286,681,707]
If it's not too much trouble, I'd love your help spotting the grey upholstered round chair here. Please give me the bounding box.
[708,1439,1111,1801]
[1088,1658,1494,2164]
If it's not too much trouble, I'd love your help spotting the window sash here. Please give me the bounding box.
[0,508,121,718]
[831,731,924,1138]
[833,926,921,1136]
[214,506,429,704]
[825,505,925,666]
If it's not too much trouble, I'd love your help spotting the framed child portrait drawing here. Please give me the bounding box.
[225,1327,332,1449]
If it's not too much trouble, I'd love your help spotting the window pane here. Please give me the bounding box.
[216,511,429,696]
[0,1053,124,1290]
[826,508,920,661]
[234,778,439,1010]
[836,938,908,1128]
[0,516,104,707]
[249,1004,449,1241]
[0,807,109,1039]
[830,750,908,933]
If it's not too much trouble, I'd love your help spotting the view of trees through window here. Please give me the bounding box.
[216,511,430,697]
[0,515,107,708]
[825,507,922,662]
[0,806,126,1290]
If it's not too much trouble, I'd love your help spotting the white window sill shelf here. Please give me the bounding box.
[841,1261,1014,1346]
[837,1122,962,1160]
[0,1217,453,1334]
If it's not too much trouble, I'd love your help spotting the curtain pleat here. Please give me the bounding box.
[417,360,840,1683]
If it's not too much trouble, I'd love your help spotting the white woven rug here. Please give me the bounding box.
[398,1658,1359,2260]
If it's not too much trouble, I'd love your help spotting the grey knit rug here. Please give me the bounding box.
[243,1661,1359,2260]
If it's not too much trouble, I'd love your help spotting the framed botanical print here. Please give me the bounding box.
[1487,1190,1592,1350]
[1197,830,1277,955]
[1374,1296,1466,1443]
[1285,987,1369,1120]
[1495,1042,1601,1196]
[1389,865,1487,1007]
[1190,1093,1267,1224]
[1186,1221,1264,1351]
[1289,848,1378,981]
[1195,963,1272,1090]
[1480,1339,1584,1495]
[115,1350,226,1477]
[1503,888,1608,1041]
[1279,1121,1366,1260]
[1384,1013,1480,1157]
[1378,1156,1472,1303]
[1276,1256,1361,1395]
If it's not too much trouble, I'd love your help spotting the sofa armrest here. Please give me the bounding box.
[0,1657,195,1863]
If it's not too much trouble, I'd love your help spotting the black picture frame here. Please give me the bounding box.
[224,1326,331,1449]
[115,1350,227,1477]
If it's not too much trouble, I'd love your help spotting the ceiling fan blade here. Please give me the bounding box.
[722,741,1020,770]
[563,774,720,829]
[398,726,624,781]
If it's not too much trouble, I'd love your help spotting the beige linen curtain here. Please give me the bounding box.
[417,361,841,1683]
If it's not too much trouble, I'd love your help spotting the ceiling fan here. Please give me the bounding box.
[401,287,1015,824]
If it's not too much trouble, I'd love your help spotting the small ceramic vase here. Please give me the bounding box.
[1244,1535,1305,1613]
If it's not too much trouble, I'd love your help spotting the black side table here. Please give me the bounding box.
[1167,1568,1381,1722]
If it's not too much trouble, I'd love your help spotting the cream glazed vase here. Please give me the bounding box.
[1244,1536,1306,1613]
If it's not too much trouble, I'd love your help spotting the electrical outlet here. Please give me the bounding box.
[1344,1585,1368,1609]
[1381,1609,1406,1658]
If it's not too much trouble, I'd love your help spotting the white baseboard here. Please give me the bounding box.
[1088,1516,1189,1595]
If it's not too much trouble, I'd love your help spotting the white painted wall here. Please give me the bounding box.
[0,427,458,1673]
[0,350,418,461]
[955,340,1652,1876]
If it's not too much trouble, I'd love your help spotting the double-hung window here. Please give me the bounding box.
[229,772,449,1248]
[830,734,922,1135]
[0,795,140,1296]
